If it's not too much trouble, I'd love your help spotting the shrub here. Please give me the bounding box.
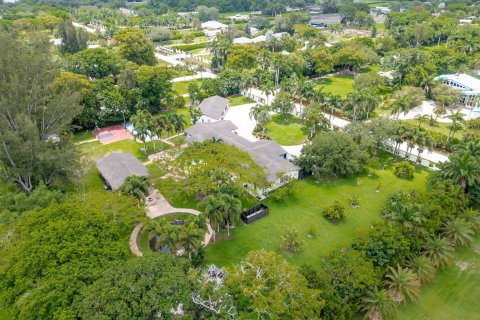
[323,201,346,222]
[280,227,303,252]
[394,161,415,179]
[349,195,360,208]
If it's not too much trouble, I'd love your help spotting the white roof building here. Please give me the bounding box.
[435,74,480,110]
[233,37,253,44]
[201,21,227,30]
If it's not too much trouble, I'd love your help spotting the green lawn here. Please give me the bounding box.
[77,139,153,162]
[403,120,462,138]
[395,236,480,320]
[173,79,203,95]
[167,36,209,45]
[265,114,309,146]
[229,95,255,106]
[204,164,428,268]
[72,130,95,142]
[317,74,355,97]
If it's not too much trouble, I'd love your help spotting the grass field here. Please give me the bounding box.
[317,74,355,97]
[403,119,462,138]
[204,164,428,268]
[173,79,203,95]
[265,114,309,145]
[229,95,255,106]
[395,236,480,320]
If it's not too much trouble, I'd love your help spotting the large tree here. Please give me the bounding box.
[114,27,156,66]
[76,253,193,319]
[0,32,82,193]
[296,131,367,178]
[0,192,142,319]
[226,250,323,319]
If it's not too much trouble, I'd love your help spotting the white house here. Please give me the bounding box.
[198,96,229,123]
[434,74,480,110]
[201,20,227,30]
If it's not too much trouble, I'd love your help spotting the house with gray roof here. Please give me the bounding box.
[199,96,229,123]
[185,121,300,184]
[96,152,149,190]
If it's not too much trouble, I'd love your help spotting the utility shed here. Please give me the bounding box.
[96,152,149,190]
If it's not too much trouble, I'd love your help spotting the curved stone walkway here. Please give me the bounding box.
[130,223,144,257]
[129,188,213,257]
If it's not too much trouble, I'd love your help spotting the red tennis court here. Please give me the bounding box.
[93,125,133,145]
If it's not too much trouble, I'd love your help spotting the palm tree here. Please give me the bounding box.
[201,194,224,241]
[327,93,343,129]
[151,114,167,151]
[361,287,398,320]
[453,141,480,158]
[446,110,465,141]
[260,78,275,105]
[121,175,149,204]
[441,216,475,248]
[171,113,187,136]
[220,193,242,238]
[415,131,434,163]
[164,225,180,254]
[249,104,271,135]
[439,152,480,193]
[144,218,169,250]
[423,236,454,268]
[393,125,411,158]
[414,114,429,129]
[390,96,410,119]
[406,255,436,285]
[302,103,329,139]
[384,265,421,303]
[180,221,203,259]
[130,109,152,154]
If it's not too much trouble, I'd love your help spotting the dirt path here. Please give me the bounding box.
[129,223,144,257]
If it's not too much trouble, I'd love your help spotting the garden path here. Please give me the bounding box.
[170,71,217,83]
[129,224,144,257]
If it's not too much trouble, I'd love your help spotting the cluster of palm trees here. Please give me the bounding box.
[201,192,242,241]
[121,175,150,204]
[362,209,479,320]
[145,215,207,259]
[440,141,480,193]
[130,109,187,154]
[392,124,434,163]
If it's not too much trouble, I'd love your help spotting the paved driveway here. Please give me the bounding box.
[224,103,258,142]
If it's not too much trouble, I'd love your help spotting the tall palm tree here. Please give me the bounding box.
[393,125,411,158]
[121,175,149,204]
[260,78,275,105]
[171,113,187,136]
[415,131,434,163]
[180,221,203,259]
[151,114,167,151]
[249,104,271,135]
[441,216,475,248]
[361,287,398,320]
[164,225,180,254]
[414,114,429,129]
[384,265,421,303]
[406,255,436,285]
[390,96,410,119]
[453,141,480,158]
[130,109,152,154]
[439,152,480,193]
[446,110,465,141]
[201,194,224,241]
[220,193,242,238]
[302,103,329,139]
[423,236,454,268]
[327,93,343,129]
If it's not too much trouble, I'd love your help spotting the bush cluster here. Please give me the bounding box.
[394,161,416,179]
[323,201,346,222]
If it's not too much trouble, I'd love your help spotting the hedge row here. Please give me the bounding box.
[170,42,207,51]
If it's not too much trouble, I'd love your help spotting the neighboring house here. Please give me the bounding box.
[184,121,300,187]
[198,96,229,123]
[233,31,287,44]
[96,152,149,190]
[201,20,227,38]
[434,74,480,110]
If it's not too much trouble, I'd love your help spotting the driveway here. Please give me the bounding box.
[224,103,258,142]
